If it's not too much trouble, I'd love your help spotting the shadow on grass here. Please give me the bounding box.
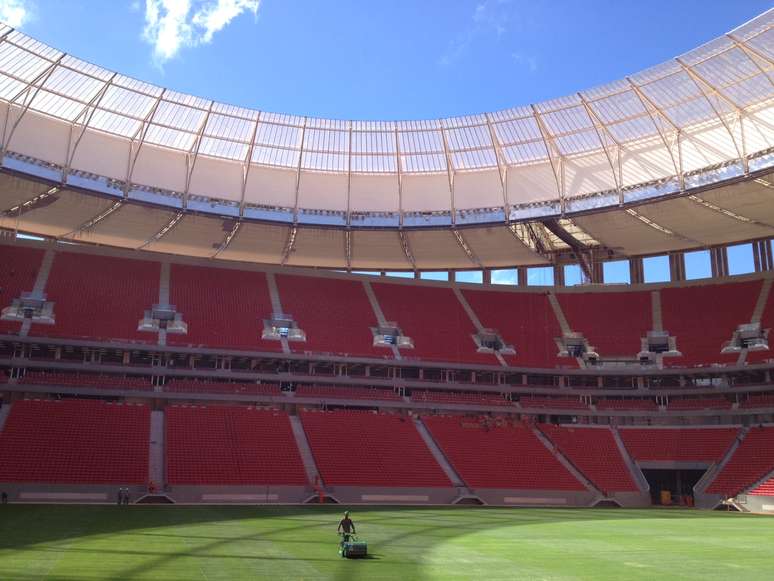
[0,505,739,581]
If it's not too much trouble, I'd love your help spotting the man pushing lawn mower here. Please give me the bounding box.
[338,510,367,558]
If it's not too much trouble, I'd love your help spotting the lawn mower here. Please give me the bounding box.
[338,532,368,558]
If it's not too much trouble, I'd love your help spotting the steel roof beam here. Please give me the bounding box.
[64,72,117,179]
[239,112,261,216]
[625,77,683,189]
[125,89,167,195]
[577,92,623,200]
[212,219,241,258]
[675,58,746,169]
[452,228,483,268]
[183,100,214,208]
[138,211,183,249]
[1,53,66,158]
[530,105,565,213]
[438,120,456,223]
[484,112,510,221]
[542,218,593,280]
[292,117,308,224]
[280,225,298,266]
[398,229,417,270]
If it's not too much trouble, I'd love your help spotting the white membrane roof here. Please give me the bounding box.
[0,11,771,229]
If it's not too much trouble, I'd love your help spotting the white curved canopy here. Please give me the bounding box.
[0,10,771,228]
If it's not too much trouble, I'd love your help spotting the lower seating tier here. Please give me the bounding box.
[0,399,149,484]
[539,425,638,493]
[301,410,451,487]
[423,415,585,491]
[706,426,774,497]
[166,406,307,486]
[619,427,739,462]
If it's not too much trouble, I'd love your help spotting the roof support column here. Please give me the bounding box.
[669,252,685,282]
[710,246,728,279]
[629,256,644,285]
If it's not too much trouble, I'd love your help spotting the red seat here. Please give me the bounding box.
[0,399,149,484]
[301,410,451,487]
[423,415,585,491]
[166,406,307,486]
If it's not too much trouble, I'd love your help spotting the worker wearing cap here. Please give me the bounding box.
[338,510,356,545]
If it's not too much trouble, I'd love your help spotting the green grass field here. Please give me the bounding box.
[0,505,772,580]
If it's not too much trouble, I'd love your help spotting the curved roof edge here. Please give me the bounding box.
[0,10,771,228]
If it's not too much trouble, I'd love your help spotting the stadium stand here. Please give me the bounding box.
[0,399,149,484]
[34,252,159,343]
[749,475,774,496]
[706,426,774,497]
[164,380,280,396]
[20,370,153,391]
[166,406,307,486]
[167,264,281,352]
[276,275,384,358]
[556,290,652,356]
[748,289,774,364]
[519,396,589,411]
[295,385,401,401]
[372,283,497,365]
[660,281,761,366]
[666,397,731,411]
[300,410,451,487]
[461,288,567,368]
[538,425,638,493]
[410,390,512,407]
[619,428,739,462]
[740,394,774,408]
[595,399,659,411]
[0,245,44,335]
[422,415,585,490]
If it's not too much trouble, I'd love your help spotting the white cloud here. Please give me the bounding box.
[511,52,538,73]
[439,0,511,67]
[142,0,260,64]
[0,0,31,28]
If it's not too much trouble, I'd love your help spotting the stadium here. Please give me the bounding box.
[0,3,774,579]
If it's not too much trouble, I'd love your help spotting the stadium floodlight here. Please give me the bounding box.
[473,328,516,355]
[262,313,306,342]
[372,322,413,349]
[0,291,55,324]
[557,332,594,359]
[137,304,188,334]
[722,322,769,353]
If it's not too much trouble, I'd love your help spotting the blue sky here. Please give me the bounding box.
[6,0,766,281]
[5,0,772,120]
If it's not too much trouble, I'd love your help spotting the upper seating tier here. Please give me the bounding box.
[276,275,384,359]
[0,246,44,335]
[373,283,498,365]
[32,252,159,343]
[167,264,281,352]
[557,290,652,357]
[461,288,568,368]
[661,281,761,367]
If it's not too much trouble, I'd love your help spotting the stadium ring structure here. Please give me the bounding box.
[0,11,773,272]
[4,10,774,514]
